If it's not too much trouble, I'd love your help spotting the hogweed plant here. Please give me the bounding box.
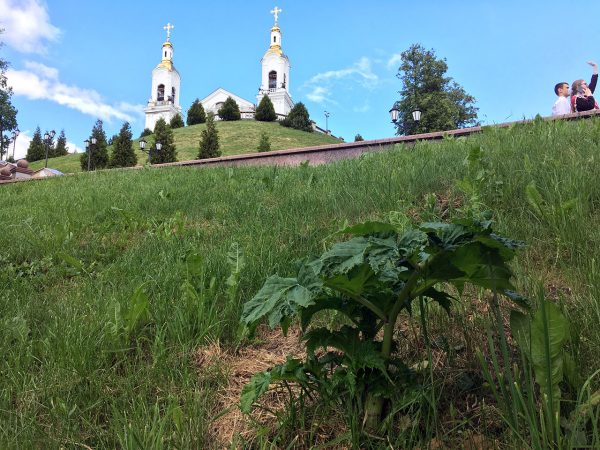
[240,217,527,442]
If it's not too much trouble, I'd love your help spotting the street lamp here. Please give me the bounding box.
[139,138,149,164]
[43,130,56,168]
[11,128,19,161]
[85,136,97,171]
[324,111,330,134]
[389,103,400,123]
[412,109,422,122]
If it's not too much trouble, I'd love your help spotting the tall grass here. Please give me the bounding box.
[1,117,599,447]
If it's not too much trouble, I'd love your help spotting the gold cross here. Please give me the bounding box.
[270,6,282,24]
[163,23,174,41]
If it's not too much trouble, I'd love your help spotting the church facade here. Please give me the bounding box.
[144,9,293,130]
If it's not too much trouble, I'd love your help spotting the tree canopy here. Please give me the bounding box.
[218,97,241,121]
[170,113,184,129]
[255,95,277,122]
[0,31,18,160]
[25,127,45,162]
[151,118,177,164]
[110,122,137,168]
[52,129,69,157]
[186,99,206,125]
[392,44,478,136]
[198,112,220,159]
[280,102,312,132]
[80,120,109,171]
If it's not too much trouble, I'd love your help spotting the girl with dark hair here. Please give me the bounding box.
[571,61,599,112]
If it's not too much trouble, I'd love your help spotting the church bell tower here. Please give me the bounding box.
[144,23,182,131]
[257,7,293,117]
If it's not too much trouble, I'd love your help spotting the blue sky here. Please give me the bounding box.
[1,0,600,158]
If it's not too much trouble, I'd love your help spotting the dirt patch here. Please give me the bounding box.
[195,327,306,448]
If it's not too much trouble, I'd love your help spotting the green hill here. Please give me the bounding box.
[3,118,600,448]
[28,120,341,173]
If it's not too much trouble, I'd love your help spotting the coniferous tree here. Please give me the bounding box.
[170,113,184,129]
[280,102,313,132]
[80,119,109,171]
[139,128,152,138]
[218,97,241,121]
[257,131,271,152]
[0,31,18,160]
[255,95,277,122]
[198,112,220,159]
[151,118,177,164]
[26,127,45,162]
[186,99,206,125]
[393,44,478,135]
[110,122,137,168]
[354,133,364,142]
[52,129,68,156]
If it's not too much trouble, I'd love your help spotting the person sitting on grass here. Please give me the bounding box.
[571,61,599,113]
[552,81,571,116]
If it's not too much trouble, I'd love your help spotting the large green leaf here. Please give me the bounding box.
[338,221,397,237]
[320,237,370,276]
[241,275,316,330]
[510,302,570,414]
[240,371,271,413]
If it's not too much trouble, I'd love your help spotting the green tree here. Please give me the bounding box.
[218,97,241,121]
[257,131,271,152]
[393,44,478,136]
[169,113,184,129]
[110,122,137,168]
[354,133,364,142]
[198,112,220,159]
[80,119,109,171]
[186,99,206,125]
[0,31,18,160]
[139,128,152,138]
[53,129,68,156]
[255,95,277,122]
[25,127,45,162]
[151,117,177,164]
[280,102,313,132]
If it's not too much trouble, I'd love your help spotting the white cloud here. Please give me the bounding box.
[6,64,144,123]
[387,53,403,70]
[303,57,380,105]
[0,0,61,54]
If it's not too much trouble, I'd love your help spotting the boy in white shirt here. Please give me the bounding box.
[552,82,571,116]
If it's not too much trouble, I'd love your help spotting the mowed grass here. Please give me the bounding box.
[29,120,341,173]
[2,117,600,447]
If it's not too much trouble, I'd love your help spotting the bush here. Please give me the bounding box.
[255,96,277,122]
[354,134,364,142]
[218,97,241,121]
[257,131,271,152]
[25,127,45,162]
[280,102,312,132]
[139,128,152,138]
[187,99,206,125]
[198,112,220,159]
[170,114,184,129]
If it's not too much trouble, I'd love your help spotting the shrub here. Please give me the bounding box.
[151,118,177,164]
[198,112,220,159]
[280,102,312,132]
[110,122,137,168]
[354,133,364,142]
[257,131,271,152]
[218,97,241,121]
[139,128,152,138]
[80,119,109,171]
[170,114,184,129]
[255,95,277,122]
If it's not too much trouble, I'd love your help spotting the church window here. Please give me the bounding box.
[283,74,287,89]
[273,36,276,43]
[157,84,165,101]
[269,71,277,89]
[169,87,176,102]
[164,51,167,58]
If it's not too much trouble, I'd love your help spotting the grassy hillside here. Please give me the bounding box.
[28,120,341,173]
[2,118,600,448]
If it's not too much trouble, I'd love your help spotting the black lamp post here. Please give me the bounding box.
[389,103,400,123]
[11,129,19,161]
[43,130,56,168]
[85,136,97,171]
[139,139,161,165]
[155,141,162,164]
[324,111,330,134]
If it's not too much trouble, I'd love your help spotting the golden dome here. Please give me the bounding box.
[162,41,173,47]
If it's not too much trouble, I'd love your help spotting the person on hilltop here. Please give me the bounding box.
[552,81,571,116]
[570,61,599,113]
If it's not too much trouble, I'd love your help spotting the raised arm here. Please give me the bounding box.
[587,61,598,93]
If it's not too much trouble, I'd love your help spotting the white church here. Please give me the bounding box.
[144,7,293,131]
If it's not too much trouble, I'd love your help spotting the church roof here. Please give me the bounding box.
[155,60,176,72]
